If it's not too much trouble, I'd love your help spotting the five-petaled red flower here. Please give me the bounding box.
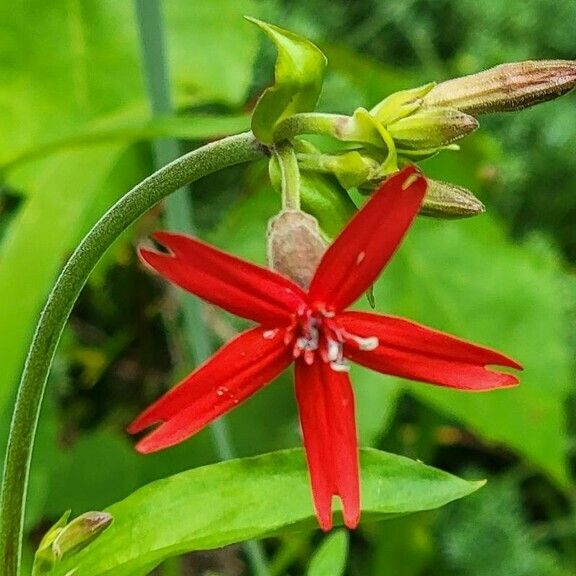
[128,166,521,530]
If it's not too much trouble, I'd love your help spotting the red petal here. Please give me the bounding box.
[140,232,307,326]
[294,359,360,530]
[308,166,426,310]
[339,311,521,390]
[129,327,292,452]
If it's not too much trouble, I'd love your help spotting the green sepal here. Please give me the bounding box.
[338,108,399,174]
[247,17,327,145]
[370,82,436,125]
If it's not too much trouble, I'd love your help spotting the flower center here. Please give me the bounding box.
[284,307,379,372]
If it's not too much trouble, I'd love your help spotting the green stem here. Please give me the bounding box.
[0,131,264,576]
[272,112,349,142]
[134,3,271,575]
[273,143,301,211]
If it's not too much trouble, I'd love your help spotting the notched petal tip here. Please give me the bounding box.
[343,506,360,530]
[317,512,333,532]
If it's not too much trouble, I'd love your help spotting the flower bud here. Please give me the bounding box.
[267,210,326,289]
[420,179,485,219]
[422,60,576,115]
[387,107,478,149]
[52,511,113,559]
[33,511,112,575]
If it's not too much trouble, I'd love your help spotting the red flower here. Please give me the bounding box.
[128,166,521,530]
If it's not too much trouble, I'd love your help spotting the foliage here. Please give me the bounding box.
[1,1,575,575]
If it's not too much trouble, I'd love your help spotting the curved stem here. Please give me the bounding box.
[0,132,265,576]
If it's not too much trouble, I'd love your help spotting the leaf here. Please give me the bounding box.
[2,113,251,175]
[50,449,482,576]
[307,530,348,576]
[248,18,327,144]
[376,214,571,486]
[166,0,260,106]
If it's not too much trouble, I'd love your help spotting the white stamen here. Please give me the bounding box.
[330,360,351,373]
[358,336,379,351]
[326,339,342,362]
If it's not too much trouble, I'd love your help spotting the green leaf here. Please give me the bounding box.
[2,113,251,175]
[376,214,571,486]
[51,449,482,576]
[166,0,260,106]
[307,530,349,576]
[248,18,327,144]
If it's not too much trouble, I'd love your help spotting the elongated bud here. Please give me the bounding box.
[267,210,326,289]
[387,107,478,149]
[421,179,485,219]
[422,60,576,115]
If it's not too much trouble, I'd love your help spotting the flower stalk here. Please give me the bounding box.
[0,132,265,576]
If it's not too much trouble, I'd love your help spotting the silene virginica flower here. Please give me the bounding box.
[128,166,521,530]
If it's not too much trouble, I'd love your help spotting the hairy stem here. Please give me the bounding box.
[0,131,265,575]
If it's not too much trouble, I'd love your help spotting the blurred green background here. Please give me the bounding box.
[1,0,575,574]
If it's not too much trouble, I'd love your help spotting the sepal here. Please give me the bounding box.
[247,17,327,144]
[370,82,436,124]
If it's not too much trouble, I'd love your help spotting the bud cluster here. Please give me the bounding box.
[249,18,576,282]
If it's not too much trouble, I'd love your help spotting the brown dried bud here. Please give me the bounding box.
[422,60,576,115]
[267,210,326,290]
[387,107,478,149]
[420,179,485,219]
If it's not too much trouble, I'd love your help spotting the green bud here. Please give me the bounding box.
[267,210,326,289]
[420,179,485,219]
[370,82,436,124]
[33,511,112,575]
[387,107,478,149]
[422,60,576,115]
[52,511,113,559]
[247,17,327,144]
